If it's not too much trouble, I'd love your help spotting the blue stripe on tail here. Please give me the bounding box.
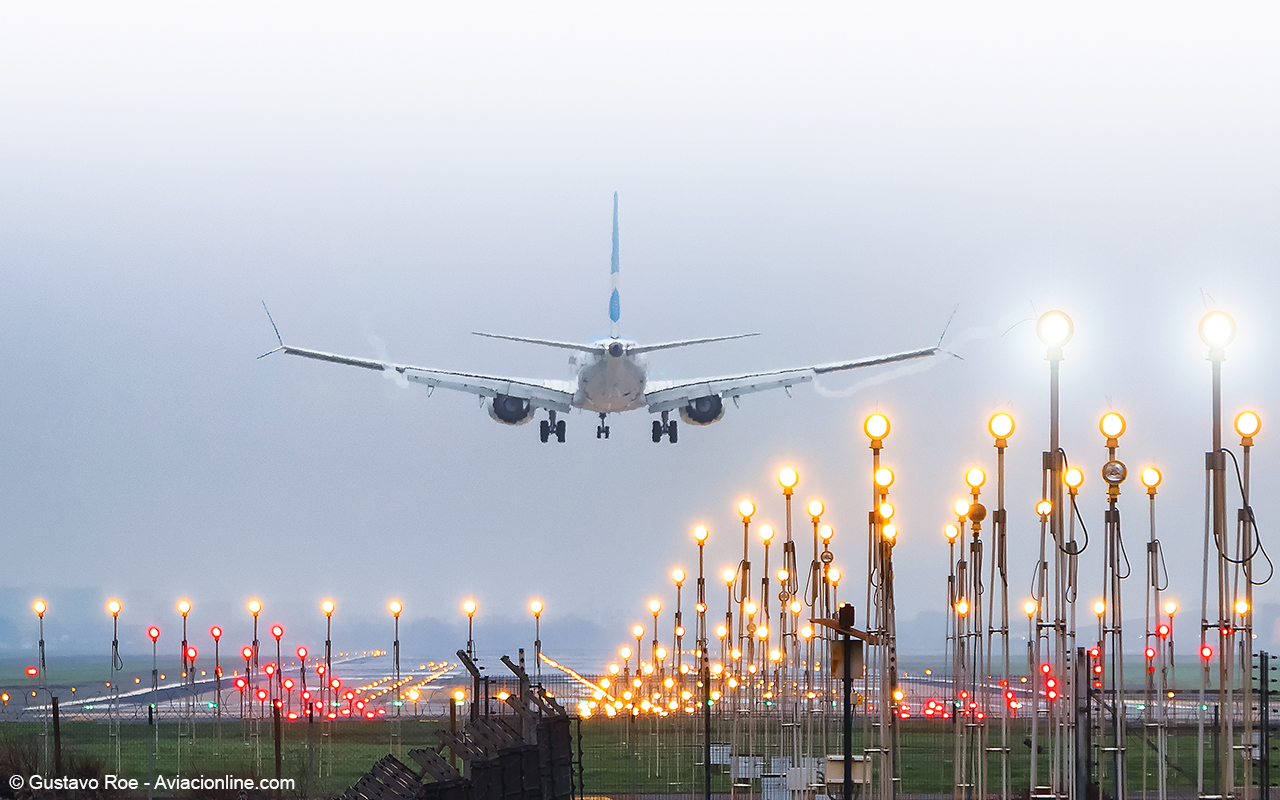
[610,192,620,337]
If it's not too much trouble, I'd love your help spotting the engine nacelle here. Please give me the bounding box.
[488,394,535,425]
[679,395,725,426]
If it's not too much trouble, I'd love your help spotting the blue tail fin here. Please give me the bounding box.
[609,192,620,338]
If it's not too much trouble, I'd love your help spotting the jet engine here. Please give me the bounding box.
[488,394,535,425]
[679,395,725,426]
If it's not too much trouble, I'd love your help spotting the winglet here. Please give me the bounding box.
[936,304,964,361]
[609,192,620,339]
[258,301,286,359]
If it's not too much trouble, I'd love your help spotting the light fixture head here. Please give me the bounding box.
[864,413,890,441]
[1235,599,1250,616]
[1036,310,1074,348]
[1099,412,1126,439]
[722,568,736,584]
[1102,460,1127,486]
[874,467,895,489]
[178,600,191,616]
[1141,467,1162,489]
[107,600,121,616]
[33,600,46,617]
[620,646,632,659]
[965,468,986,490]
[529,599,543,615]
[878,502,895,521]
[463,600,477,617]
[388,601,402,616]
[819,524,833,542]
[956,599,970,616]
[693,525,709,543]
[778,467,799,490]
[1164,601,1177,616]
[1023,600,1037,617]
[807,500,824,519]
[944,523,959,542]
[988,413,1015,440]
[1064,467,1084,489]
[738,499,755,521]
[671,569,685,585]
[882,523,897,542]
[827,567,841,585]
[1036,499,1053,518]
[248,600,261,616]
[321,600,334,616]
[1236,410,1262,439]
[1199,310,1236,349]
[953,499,971,518]
[1093,600,1106,617]
[632,624,645,638]
[648,599,662,614]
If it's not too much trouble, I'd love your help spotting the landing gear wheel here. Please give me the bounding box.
[597,413,610,439]
[667,420,678,444]
[652,420,663,443]
[540,420,550,443]
[555,419,566,443]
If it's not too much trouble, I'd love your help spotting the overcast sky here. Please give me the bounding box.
[1,2,1279,669]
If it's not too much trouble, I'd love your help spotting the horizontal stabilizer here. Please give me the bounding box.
[472,331,602,353]
[629,333,760,355]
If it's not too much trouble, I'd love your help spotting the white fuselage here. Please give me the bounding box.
[571,340,649,413]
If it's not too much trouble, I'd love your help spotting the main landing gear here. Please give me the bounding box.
[597,413,610,439]
[539,411,566,443]
[651,411,678,444]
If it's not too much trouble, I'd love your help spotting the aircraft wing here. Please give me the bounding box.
[275,345,577,412]
[643,346,940,413]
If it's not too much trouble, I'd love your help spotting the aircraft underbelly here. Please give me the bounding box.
[574,358,646,413]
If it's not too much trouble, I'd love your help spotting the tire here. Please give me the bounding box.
[555,419,566,443]
[668,420,678,444]
[540,420,550,443]
[652,421,663,443]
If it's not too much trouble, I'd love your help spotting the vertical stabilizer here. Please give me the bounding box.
[609,192,620,338]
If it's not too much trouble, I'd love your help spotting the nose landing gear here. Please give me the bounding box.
[539,411,566,443]
[651,411,678,444]
[597,413,611,439]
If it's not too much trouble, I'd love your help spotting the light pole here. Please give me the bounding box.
[1140,466,1166,800]
[211,625,223,748]
[322,600,334,710]
[988,412,1014,800]
[107,600,122,772]
[463,600,477,659]
[1235,407,1261,800]
[148,625,160,800]
[271,625,284,701]
[649,601,662,676]
[248,600,261,671]
[389,602,402,715]
[693,524,711,800]
[530,600,543,682]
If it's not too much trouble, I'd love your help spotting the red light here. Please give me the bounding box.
[340,709,350,716]
[1089,648,1100,659]
[215,666,222,677]
[1047,690,1058,700]
[328,711,337,719]
[355,701,365,710]
[302,691,311,700]
[1093,680,1103,689]
[25,667,37,677]
[186,647,197,660]
[210,626,222,640]
[1157,624,1170,638]
[283,678,294,690]
[1145,647,1156,660]
[376,708,386,716]
[317,665,326,675]
[1221,626,1233,636]
[264,664,275,676]
[287,712,298,720]
[1046,678,1057,689]
[959,691,969,699]
[1201,645,1214,659]
[242,647,254,660]
[235,678,246,690]
[1093,665,1103,674]
[1040,663,1052,674]
[297,646,308,660]
[271,625,284,640]
[257,689,268,701]
[330,678,341,690]
[148,627,161,642]
[365,711,375,719]
[344,691,354,700]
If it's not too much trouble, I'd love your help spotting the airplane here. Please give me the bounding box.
[261,193,944,444]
